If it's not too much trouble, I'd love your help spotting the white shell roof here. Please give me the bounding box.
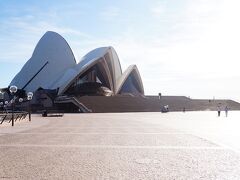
[10,31,76,92]
[116,65,144,94]
[57,46,123,95]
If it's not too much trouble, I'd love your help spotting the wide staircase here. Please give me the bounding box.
[77,95,240,113]
[77,95,161,113]
[54,96,92,113]
[54,95,240,113]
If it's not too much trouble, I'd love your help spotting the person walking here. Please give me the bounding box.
[225,106,229,117]
[183,107,186,113]
[217,105,221,117]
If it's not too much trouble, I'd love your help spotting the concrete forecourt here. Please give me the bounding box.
[1,112,240,179]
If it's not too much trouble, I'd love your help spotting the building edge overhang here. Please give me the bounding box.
[57,57,113,95]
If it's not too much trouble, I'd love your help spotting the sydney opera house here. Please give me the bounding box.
[1,31,240,113]
[10,31,144,96]
[3,31,145,112]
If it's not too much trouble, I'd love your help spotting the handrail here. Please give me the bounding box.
[0,111,28,125]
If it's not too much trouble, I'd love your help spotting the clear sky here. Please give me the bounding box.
[1,0,240,101]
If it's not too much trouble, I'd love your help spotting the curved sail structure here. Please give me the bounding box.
[10,31,144,96]
[116,65,144,95]
[10,31,76,92]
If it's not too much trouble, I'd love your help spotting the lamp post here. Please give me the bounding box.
[9,85,18,126]
[0,91,4,99]
[27,92,33,121]
[0,102,3,112]
[4,101,8,111]
[0,91,4,112]
[19,98,23,103]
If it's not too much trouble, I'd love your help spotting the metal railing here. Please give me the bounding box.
[0,111,29,125]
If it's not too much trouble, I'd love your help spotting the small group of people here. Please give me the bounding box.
[217,105,229,117]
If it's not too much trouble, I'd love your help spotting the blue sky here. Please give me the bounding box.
[1,0,240,101]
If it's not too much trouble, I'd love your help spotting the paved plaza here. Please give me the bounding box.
[1,112,240,179]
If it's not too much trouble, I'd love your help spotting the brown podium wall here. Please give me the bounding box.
[77,95,240,113]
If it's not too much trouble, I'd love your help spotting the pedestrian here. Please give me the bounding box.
[158,93,162,99]
[217,105,221,117]
[225,106,229,117]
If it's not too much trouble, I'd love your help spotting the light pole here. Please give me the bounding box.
[0,91,4,112]
[0,91,3,99]
[4,101,8,111]
[19,98,23,103]
[9,85,18,126]
[0,102,3,111]
[27,92,33,121]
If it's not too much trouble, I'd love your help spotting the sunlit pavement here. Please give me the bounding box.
[1,112,240,179]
